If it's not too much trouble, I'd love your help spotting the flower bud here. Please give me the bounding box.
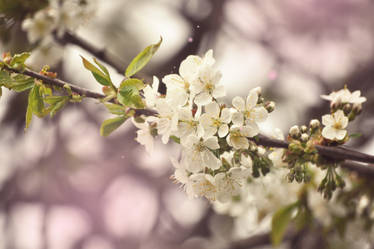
[265,101,275,113]
[300,125,308,133]
[343,103,352,115]
[353,103,362,115]
[301,133,309,142]
[289,125,301,139]
[309,119,320,129]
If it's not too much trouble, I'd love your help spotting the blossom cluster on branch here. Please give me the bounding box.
[0,38,373,247]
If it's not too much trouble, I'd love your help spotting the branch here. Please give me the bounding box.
[254,134,374,164]
[3,66,374,177]
[7,66,106,99]
[54,31,124,73]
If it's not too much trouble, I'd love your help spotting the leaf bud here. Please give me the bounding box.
[352,103,362,115]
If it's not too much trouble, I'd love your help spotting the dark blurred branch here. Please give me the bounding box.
[53,31,149,81]
[54,31,124,73]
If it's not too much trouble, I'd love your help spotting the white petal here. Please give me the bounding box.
[205,102,220,117]
[203,150,221,170]
[162,74,184,87]
[220,108,232,123]
[179,55,201,82]
[194,91,212,106]
[212,84,225,98]
[204,136,220,150]
[203,49,215,66]
[322,114,334,126]
[241,123,259,137]
[231,136,249,150]
[218,124,229,138]
[232,96,245,111]
[322,126,336,140]
[335,129,347,140]
[246,91,258,110]
[232,112,244,126]
[253,106,268,123]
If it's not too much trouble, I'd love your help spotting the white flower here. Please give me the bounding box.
[321,88,367,105]
[226,125,257,150]
[321,110,348,141]
[132,118,154,154]
[181,135,221,172]
[187,173,217,201]
[22,10,55,43]
[215,167,251,203]
[176,107,204,144]
[268,128,286,167]
[143,76,160,108]
[232,90,268,135]
[199,102,232,138]
[147,99,178,144]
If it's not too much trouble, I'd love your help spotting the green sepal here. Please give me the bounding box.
[104,103,126,115]
[170,135,180,144]
[117,79,145,109]
[81,56,112,87]
[271,201,299,246]
[100,115,128,137]
[125,37,162,78]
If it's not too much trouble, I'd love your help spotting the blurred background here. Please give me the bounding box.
[0,0,374,248]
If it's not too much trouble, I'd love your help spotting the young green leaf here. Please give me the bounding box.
[104,103,126,115]
[271,201,299,246]
[81,56,112,86]
[100,116,127,137]
[29,84,44,117]
[125,37,162,78]
[25,102,33,130]
[10,52,31,70]
[10,77,34,92]
[44,96,69,117]
[117,79,145,109]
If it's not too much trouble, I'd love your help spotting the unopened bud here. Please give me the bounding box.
[300,125,308,133]
[309,119,320,129]
[352,103,362,115]
[289,125,301,139]
[343,103,352,115]
[301,133,309,142]
[265,101,275,113]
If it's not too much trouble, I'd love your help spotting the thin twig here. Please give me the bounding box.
[3,66,374,176]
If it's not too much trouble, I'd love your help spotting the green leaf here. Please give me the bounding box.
[271,201,299,246]
[10,75,34,92]
[104,103,126,115]
[81,56,111,86]
[0,86,2,98]
[100,116,127,137]
[125,37,162,77]
[44,96,69,117]
[29,84,44,117]
[117,79,145,109]
[10,52,30,67]
[25,101,33,130]
[119,78,145,90]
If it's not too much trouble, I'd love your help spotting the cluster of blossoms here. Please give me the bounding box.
[132,50,274,203]
[320,87,366,141]
[21,0,97,67]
